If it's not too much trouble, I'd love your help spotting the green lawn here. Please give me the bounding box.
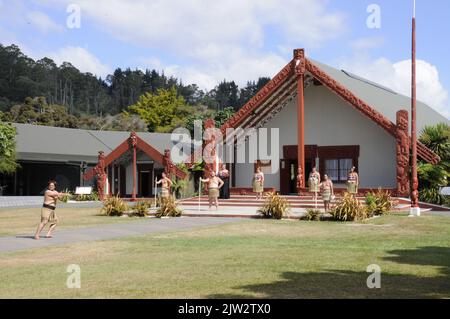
[0,206,144,237]
[0,214,449,298]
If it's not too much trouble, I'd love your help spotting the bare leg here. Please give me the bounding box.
[209,198,212,209]
[46,224,57,238]
[34,221,48,240]
[215,198,218,210]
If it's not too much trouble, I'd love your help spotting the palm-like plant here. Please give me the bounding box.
[419,123,450,160]
[418,123,450,204]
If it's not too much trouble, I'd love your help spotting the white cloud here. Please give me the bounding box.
[37,0,345,89]
[341,57,450,118]
[26,11,63,33]
[350,37,385,51]
[49,46,111,78]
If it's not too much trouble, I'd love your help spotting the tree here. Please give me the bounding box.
[2,96,79,128]
[0,121,18,174]
[125,87,190,133]
[78,113,147,132]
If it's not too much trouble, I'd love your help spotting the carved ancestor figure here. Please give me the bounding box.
[130,131,138,148]
[411,177,419,207]
[94,151,107,201]
[296,166,303,195]
[163,149,175,179]
[396,110,410,197]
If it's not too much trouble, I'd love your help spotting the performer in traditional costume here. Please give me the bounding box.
[347,166,359,196]
[156,172,172,203]
[296,165,303,196]
[218,164,230,199]
[320,174,334,213]
[308,167,321,201]
[34,180,70,240]
[200,171,224,210]
[252,167,264,200]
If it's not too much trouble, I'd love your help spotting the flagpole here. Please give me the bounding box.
[410,0,420,217]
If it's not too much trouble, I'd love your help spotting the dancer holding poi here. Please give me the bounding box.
[252,167,264,200]
[320,174,334,213]
[156,172,172,204]
[347,166,359,197]
[200,171,224,210]
[308,167,321,202]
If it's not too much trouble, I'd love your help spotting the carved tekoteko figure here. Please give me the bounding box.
[130,131,138,148]
[94,151,107,201]
[396,110,410,197]
[296,166,303,195]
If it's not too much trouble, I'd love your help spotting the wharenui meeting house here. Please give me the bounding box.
[1,48,448,198]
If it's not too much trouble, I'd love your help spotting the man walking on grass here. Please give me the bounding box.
[34,180,70,240]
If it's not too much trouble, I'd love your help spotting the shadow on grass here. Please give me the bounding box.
[208,247,450,299]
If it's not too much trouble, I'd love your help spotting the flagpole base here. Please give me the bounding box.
[409,207,421,217]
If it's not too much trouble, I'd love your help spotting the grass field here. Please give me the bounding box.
[0,213,449,299]
[0,206,143,237]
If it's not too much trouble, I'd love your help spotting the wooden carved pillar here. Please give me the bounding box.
[163,149,175,179]
[130,132,138,201]
[411,16,419,208]
[94,151,107,201]
[203,118,216,178]
[294,48,306,188]
[396,110,410,197]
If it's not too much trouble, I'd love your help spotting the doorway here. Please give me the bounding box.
[138,163,153,197]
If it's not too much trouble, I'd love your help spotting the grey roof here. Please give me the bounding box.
[12,123,174,163]
[310,59,450,130]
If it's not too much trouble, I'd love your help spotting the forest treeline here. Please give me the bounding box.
[0,44,270,132]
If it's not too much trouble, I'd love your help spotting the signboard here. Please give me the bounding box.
[75,186,92,195]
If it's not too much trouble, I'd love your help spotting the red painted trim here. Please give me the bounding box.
[83,140,130,180]
[295,49,306,188]
[305,58,439,165]
[83,134,187,181]
[220,60,295,133]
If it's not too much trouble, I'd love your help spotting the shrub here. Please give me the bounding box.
[419,188,446,206]
[101,196,128,216]
[155,196,182,218]
[304,209,322,221]
[258,192,290,220]
[330,193,367,221]
[365,188,393,216]
[59,189,72,203]
[131,200,152,217]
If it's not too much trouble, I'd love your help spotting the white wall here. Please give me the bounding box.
[235,84,397,189]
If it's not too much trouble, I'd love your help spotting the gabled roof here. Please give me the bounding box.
[220,54,444,164]
[310,59,449,129]
[82,132,187,180]
[12,123,174,163]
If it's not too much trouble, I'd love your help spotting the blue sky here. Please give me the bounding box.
[0,0,448,118]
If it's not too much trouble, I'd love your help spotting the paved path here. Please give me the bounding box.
[0,196,102,209]
[0,217,243,254]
